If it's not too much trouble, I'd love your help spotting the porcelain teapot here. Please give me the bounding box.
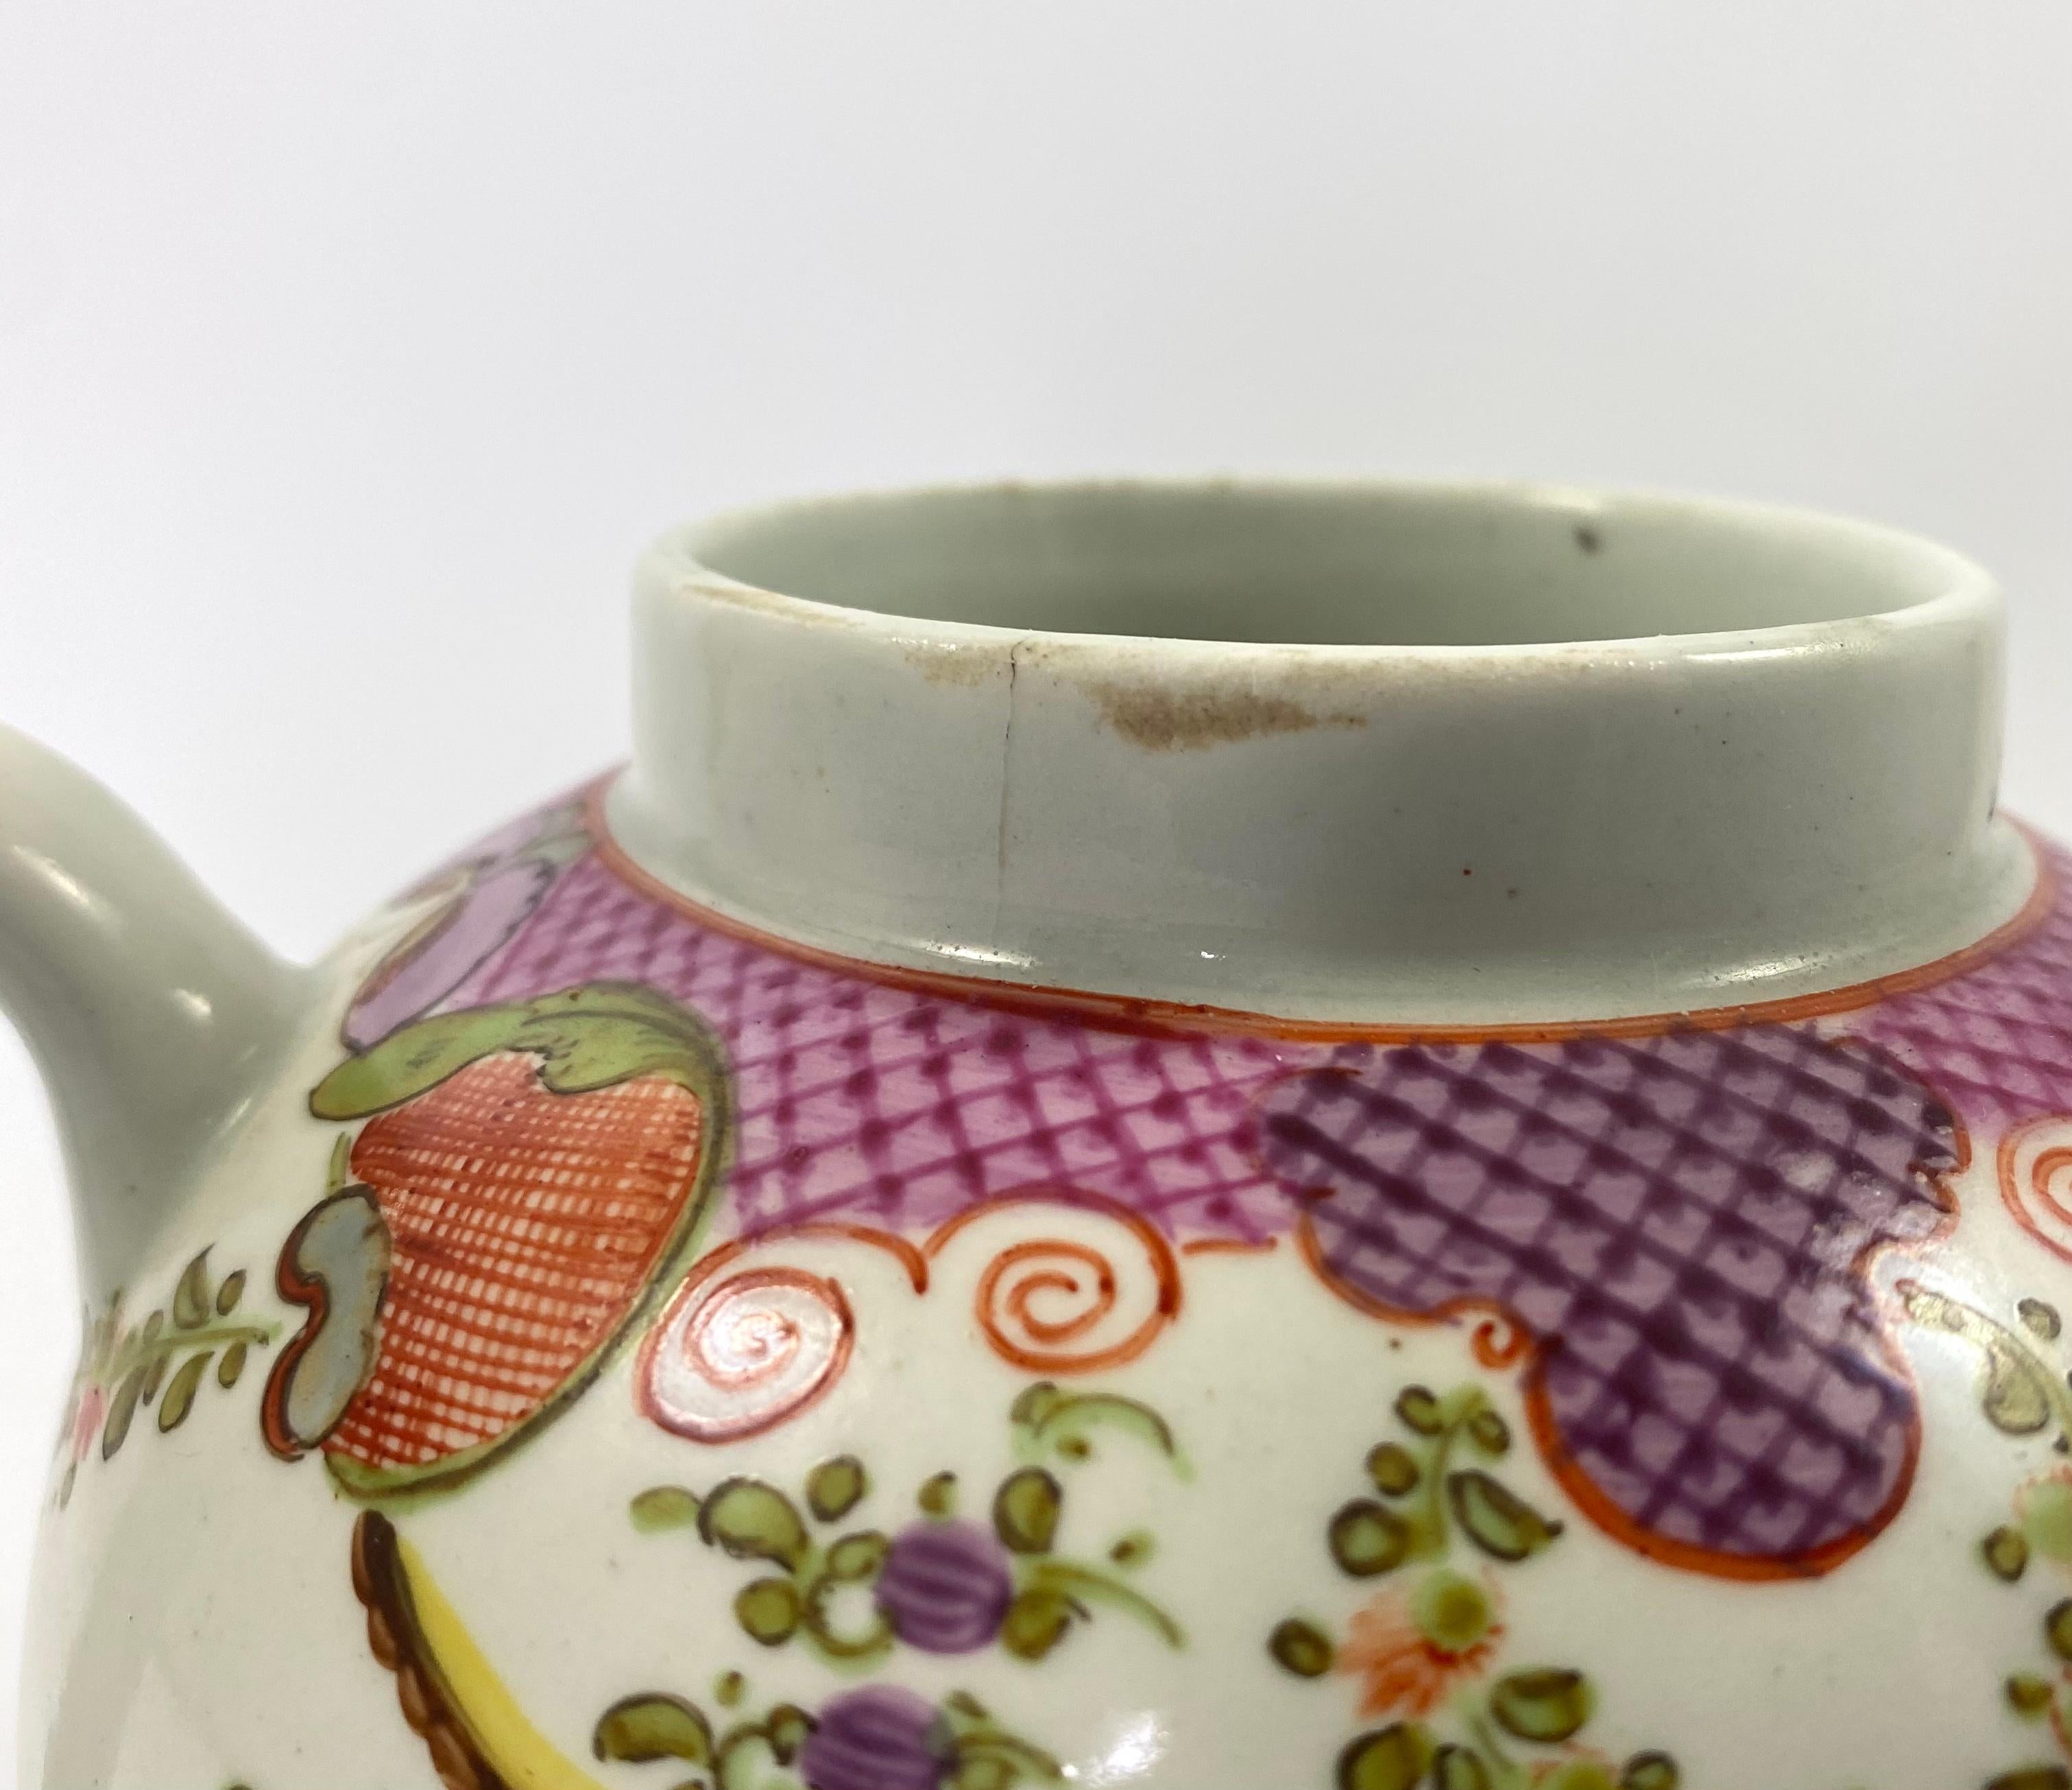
[8,481,2072,1790]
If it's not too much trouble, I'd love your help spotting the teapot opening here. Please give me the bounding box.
[621,479,2025,1026]
[684,479,1980,650]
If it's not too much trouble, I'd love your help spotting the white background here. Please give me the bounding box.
[1,1,2069,1767]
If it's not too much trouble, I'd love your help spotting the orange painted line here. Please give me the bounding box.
[2000,1120,2072,1270]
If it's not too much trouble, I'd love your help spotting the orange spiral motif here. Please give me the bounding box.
[637,1263,855,1443]
[926,1191,1182,1374]
[2000,1116,2072,1268]
[1467,1311,1532,1371]
[635,1224,926,1443]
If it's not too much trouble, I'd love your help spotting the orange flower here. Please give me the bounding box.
[1340,1570,1502,1719]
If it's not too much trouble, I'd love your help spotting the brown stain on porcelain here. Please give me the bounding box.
[1082,679,1366,751]
[903,640,1004,686]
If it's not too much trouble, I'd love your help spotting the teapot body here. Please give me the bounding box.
[24,778,2072,1790]
[14,481,2072,1790]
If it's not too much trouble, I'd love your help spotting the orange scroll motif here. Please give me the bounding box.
[925,1189,1183,1376]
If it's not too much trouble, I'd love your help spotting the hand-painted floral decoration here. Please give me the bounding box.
[629,1383,1184,1667]
[1916,1288,2072,1790]
[55,1248,274,1506]
[1270,1381,1679,1790]
[593,1680,1064,1790]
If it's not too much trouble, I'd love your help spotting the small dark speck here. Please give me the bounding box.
[1574,523,1602,553]
[1461,866,1473,877]
[1506,887,1519,899]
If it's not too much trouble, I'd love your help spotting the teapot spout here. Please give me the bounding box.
[0,725,308,1296]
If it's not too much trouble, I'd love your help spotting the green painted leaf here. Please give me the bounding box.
[1988,1361,2058,1433]
[734,1576,802,1645]
[714,1671,745,1709]
[1393,1386,1445,1436]
[1366,1442,1419,1496]
[311,984,725,1120]
[101,1368,145,1459]
[764,1704,812,1765]
[2022,1298,2064,1341]
[1987,1525,2034,1582]
[1336,1723,1434,1790]
[1489,1669,1596,1743]
[1619,1754,1681,1790]
[1011,1382,1066,1430]
[1434,1745,1493,1790]
[217,1342,248,1389]
[1984,1772,2071,1790]
[1466,1407,1511,1456]
[140,1348,171,1405]
[1019,1389,1180,1466]
[158,1352,211,1431]
[919,1471,959,1517]
[2046,1599,2072,1662]
[1329,1499,1410,1577]
[173,1252,213,1330]
[629,1485,702,1534]
[215,1272,246,1317]
[825,1531,890,1582]
[1449,1470,1563,1562]
[808,1455,868,1523]
[698,1479,810,1570]
[591,1693,714,1765]
[2010,1673,2057,1717]
[1110,1530,1155,1568]
[1900,1285,2064,1437]
[1268,1617,1335,1678]
[1000,1587,1076,1660]
[993,1468,1063,1555]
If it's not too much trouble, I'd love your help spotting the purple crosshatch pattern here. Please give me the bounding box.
[1259,1033,1957,1568]
[348,791,2072,1575]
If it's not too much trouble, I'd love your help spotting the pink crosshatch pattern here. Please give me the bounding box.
[423,803,2072,1263]
[325,788,2072,1577]
[442,852,1309,1248]
[1859,835,2072,1124]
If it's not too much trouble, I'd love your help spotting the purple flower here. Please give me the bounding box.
[874,1520,1014,1654]
[799,1686,953,1790]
